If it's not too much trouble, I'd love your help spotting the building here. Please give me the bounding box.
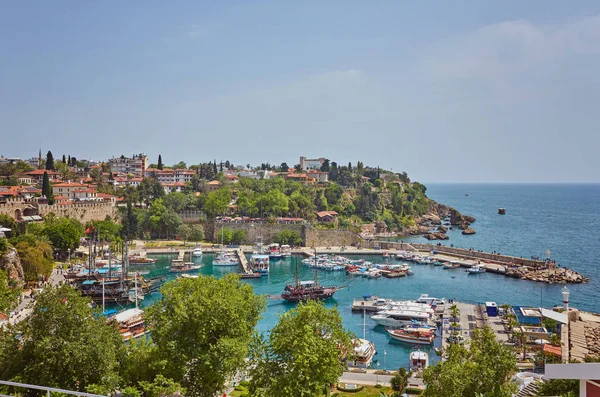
[299,156,326,171]
[316,211,338,223]
[145,168,195,184]
[207,180,222,191]
[108,154,148,177]
[161,182,185,194]
[24,169,61,184]
[307,170,329,183]
[545,363,600,396]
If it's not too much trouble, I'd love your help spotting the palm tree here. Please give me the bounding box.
[549,333,562,346]
[500,303,512,318]
[512,329,528,361]
[450,304,460,321]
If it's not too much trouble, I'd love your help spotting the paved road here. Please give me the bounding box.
[9,267,65,325]
[340,371,393,386]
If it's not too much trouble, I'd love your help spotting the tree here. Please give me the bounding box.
[41,171,52,200]
[204,188,232,218]
[231,229,246,245]
[536,379,578,397]
[0,269,20,313]
[248,301,352,397]
[0,285,124,392]
[187,224,205,242]
[45,151,54,171]
[12,235,54,281]
[44,217,84,253]
[280,162,289,172]
[146,274,266,397]
[423,326,517,397]
[273,230,303,246]
[391,368,409,392]
[157,154,163,170]
[62,154,66,164]
[320,159,330,172]
[121,201,139,240]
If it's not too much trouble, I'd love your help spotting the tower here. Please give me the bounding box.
[562,286,570,311]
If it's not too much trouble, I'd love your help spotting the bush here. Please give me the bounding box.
[404,387,424,395]
[0,238,7,254]
[234,385,246,391]
[239,380,250,387]
[375,383,383,388]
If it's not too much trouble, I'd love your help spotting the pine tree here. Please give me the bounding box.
[42,171,52,199]
[157,154,163,170]
[45,151,54,171]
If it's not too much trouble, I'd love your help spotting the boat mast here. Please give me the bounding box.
[294,256,300,287]
[135,272,138,309]
[363,308,366,340]
[102,275,105,314]
[313,247,319,287]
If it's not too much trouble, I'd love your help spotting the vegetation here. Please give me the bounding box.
[0,269,19,312]
[146,274,266,397]
[423,326,517,397]
[273,230,303,246]
[390,367,409,392]
[248,301,353,397]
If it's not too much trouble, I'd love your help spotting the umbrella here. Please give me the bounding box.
[534,339,549,345]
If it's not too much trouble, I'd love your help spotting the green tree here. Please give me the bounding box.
[0,269,20,313]
[187,224,205,242]
[121,201,139,240]
[0,285,124,392]
[41,171,52,200]
[11,234,54,281]
[44,217,83,253]
[232,229,247,245]
[391,368,409,392]
[157,154,163,170]
[273,230,303,246]
[146,274,266,397]
[45,151,54,171]
[536,379,578,397]
[280,162,289,172]
[423,326,517,397]
[204,187,232,218]
[249,301,352,397]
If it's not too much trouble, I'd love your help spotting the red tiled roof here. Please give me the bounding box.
[207,180,221,185]
[97,193,115,199]
[25,169,60,176]
[52,182,87,188]
[0,312,8,321]
[543,344,562,356]
[316,211,338,218]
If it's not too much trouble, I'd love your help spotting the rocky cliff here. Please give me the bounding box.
[0,246,24,286]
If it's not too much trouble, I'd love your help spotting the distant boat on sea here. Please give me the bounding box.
[498,208,506,215]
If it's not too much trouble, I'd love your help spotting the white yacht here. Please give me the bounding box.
[192,247,203,257]
[347,338,376,369]
[466,265,486,274]
[370,309,432,327]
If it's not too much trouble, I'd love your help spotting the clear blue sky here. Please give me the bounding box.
[2,1,600,182]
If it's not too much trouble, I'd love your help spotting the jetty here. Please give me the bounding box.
[235,249,261,278]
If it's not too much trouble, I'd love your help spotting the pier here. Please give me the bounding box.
[235,249,251,273]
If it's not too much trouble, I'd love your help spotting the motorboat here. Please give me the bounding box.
[192,247,203,257]
[128,252,157,264]
[443,263,461,269]
[347,338,376,369]
[280,244,292,257]
[387,326,435,345]
[268,243,282,259]
[251,254,270,275]
[498,208,506,215]
[466,265,486,274]
[169,262,202,273]
[409,347,429,370]
[447,334,466,344]
[213,251,239,266]
[371,309,432,328]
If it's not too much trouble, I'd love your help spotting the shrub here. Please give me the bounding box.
[375,383,383,388]
[239,380,250,387]
[404,387,424,395]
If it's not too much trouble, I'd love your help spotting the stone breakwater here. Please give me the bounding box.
[505,266,588,284]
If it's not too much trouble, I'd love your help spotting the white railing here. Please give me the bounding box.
[0,380,106,397]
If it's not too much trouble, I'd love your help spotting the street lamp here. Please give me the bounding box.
[384,349,387,373]
[376,362,380,385]
[67,248,71,264]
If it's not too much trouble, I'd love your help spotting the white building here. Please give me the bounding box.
[299,156,326,171]
[145,168,195,184]
[108,154,148,177]
[545,363,600,396]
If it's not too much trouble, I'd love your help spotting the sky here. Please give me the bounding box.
[1,1,600,183]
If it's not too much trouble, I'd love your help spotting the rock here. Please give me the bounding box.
[424,232,449,240]
[462,227,476,235]
[421,214,442,225]
[0,246,24,285]
[437,225,447,233]
[449,208,464,225]
[463,215,476,223]
[458,222,470,230]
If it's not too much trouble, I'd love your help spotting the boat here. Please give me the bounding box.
[171,249,202,273]
[416,294,447,307]
[347,309,376,369]
[498,208,506,215]
[268,243,282,259]
[386,326,435,345]
[371,309,433,328]
[433,261,444,266]
[409,347,429,370]
[212,250,239,266]
[443,263,461,269]
[114,308,148,341]
[251,254,270,275]
[192,247,203,257]
[281,258,346,302]
[179,273,199,279]
[280,244,292,258]
[128,252,157,264]
[466,265,486,274]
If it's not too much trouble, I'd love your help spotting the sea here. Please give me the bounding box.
[129,183,600,370]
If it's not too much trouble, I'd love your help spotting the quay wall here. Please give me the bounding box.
[178,210,205,224]
[368,240,549,269]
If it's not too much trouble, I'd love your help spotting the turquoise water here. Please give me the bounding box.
[128,184,600,370]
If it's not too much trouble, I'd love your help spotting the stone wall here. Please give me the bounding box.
[304,227,362,247]
[37,202,118,224]
[212,222,304,244]
[178,210,205,224]
[210,222,362,247]
[0,198,37,219]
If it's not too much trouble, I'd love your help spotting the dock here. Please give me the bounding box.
[235,249,253,275]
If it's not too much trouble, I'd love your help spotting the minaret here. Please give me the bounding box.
[38,149,42,168]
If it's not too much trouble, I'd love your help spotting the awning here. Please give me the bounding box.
[81,280,96,285]
[540,308,568,324]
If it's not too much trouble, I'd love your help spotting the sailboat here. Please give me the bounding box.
[116,273,149,341]
[281,255,346,302]
[213,225,240,266]
[170,250,202,272]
